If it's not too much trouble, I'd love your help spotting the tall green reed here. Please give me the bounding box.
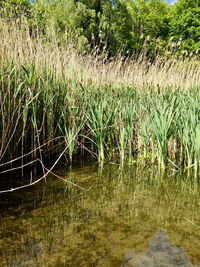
[86,91,116,163]
[151,97,176,169]
[1,54,200,180]
[117,99,137,166]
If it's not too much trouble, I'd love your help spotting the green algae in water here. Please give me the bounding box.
[0,162,200,266]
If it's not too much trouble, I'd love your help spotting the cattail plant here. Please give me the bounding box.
[0,17,200,180]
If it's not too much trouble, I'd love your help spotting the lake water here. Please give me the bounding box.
[0,160,199,266]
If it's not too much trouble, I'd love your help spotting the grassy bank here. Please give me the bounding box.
[1,18,200,179]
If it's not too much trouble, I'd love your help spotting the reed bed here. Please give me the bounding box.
[1,18,200,179]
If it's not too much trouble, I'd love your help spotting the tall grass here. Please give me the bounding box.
[1,18,200,179]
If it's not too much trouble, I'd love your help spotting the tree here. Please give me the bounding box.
[32,0,116,54]
[125,0,170,53]
[0,0,31,19]
[29,0,172,57]
[169,0,200,52]
[110,0,134,55]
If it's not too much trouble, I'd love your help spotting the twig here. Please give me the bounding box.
[0,159,39,174]
[0,147,67,194]
[0,136,64,167]
[41,161,85,190]
[0,121,85,194]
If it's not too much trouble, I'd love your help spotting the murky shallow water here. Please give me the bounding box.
[0,160,200,266]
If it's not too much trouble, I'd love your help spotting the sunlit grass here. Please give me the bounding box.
[1,18,200,178]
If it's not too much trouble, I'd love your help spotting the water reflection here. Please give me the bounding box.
[0,162,199,266]
[123,228,198,267]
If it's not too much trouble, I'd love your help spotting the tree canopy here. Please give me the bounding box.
[169,0,200,52]
[1,0,200,57]
[0,0,31,18]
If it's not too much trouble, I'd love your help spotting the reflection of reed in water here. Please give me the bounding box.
[123,228,198,267]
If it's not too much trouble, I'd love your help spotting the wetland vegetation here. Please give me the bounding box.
[0,1,200,266]
[1,20,200,181]
[1,0,200,182]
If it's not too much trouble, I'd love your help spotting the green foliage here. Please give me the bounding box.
[31,0,139,55]
[169,0,200,52]
[2,56,200,175]
[0,0,31,19]
[126,0,170,39]
[110,1,134,55]
[1,0,200,61]
[122,0,170,55]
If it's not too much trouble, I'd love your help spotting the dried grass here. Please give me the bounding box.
[1,18,200,90]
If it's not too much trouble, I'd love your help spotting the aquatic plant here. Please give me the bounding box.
[1,18,200,181]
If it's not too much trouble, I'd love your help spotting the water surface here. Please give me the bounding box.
[0,161,199,266]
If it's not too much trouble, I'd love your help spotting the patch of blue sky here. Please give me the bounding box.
[166,0,177,5]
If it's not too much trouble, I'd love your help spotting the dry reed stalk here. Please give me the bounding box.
[1,17,200,181]
[0,18,200,90]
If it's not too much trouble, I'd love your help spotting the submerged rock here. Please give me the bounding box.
[123,228,198,267]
